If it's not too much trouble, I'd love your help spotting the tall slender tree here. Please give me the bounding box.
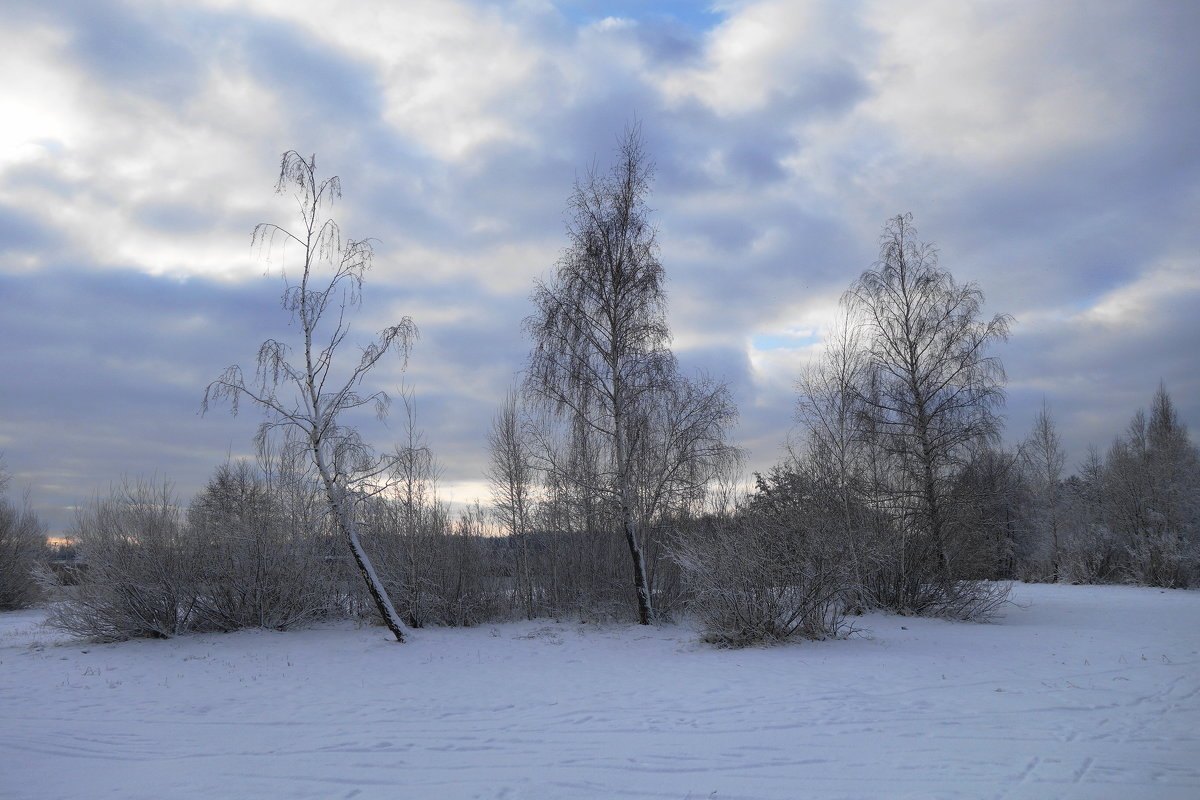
[204,152,415,642]
[1021,399,1066,579]
[796,312,878,606]
[524,125,736,624]
[486,390,536,617]
[844,213,1012,612]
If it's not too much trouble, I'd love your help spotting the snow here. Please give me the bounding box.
[1,583,1197,799]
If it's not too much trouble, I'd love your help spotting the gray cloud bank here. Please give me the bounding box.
[1,0,1197,532]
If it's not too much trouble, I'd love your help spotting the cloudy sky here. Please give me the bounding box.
[2,0,1197,533]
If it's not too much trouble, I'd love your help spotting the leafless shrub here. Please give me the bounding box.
[523,419,628,621]
[354,398,509,628]
[44,480,198,641]
[366,513,450,629]
[672,511,851,647]
[42,455,348,641]
[187,459,338,632]
[920,579,1011,622]
[1058,524,1121,585]
[1055,450,1122,584]
[363,498,506,628]
[436,503,506,626]
[0,490,46,611]
[946,447,1028,582]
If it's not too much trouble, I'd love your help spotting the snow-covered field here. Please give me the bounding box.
[1,584,1197,800]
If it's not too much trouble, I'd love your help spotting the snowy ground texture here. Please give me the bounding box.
[1,584,1198,800]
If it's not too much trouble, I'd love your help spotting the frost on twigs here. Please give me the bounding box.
[203,151,416,643]
[673,513,852,648]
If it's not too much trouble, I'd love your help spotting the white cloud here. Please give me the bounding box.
[196,0,549,161]
[0,24,86,170]
[744,293,841,384]
[1076,257,1200,329]
[380,238,561,295]
[0,18,288,280]
[860,0,1129,167]
[656,0,862,115]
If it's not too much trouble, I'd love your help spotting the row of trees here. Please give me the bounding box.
[22,374,1196,644]
[1008,386,1198,588]
[7,135,1198,645]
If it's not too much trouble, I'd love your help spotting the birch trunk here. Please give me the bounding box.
[313,446,408,642]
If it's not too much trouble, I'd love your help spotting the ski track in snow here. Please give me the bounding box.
[1,584,1197,799]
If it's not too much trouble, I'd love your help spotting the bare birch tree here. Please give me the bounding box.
[795,313,881,608]
[377,391,448,628]
[524,125,736,624]
[1021,400,1066,579]
[1058,447,1120,583]
[486,390,536,617]
[204,151,415,642]
[844,213,1012,614]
